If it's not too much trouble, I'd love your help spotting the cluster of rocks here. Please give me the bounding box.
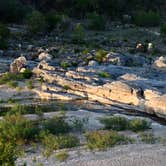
[30,54,166,118]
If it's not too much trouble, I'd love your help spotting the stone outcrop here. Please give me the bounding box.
[32,61,166,119]
[10,56,27,73]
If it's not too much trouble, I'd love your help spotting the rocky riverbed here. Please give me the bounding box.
[0,24,166,165]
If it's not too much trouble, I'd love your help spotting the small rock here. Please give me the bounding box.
[10,56,27,73]
[147,43,154,53]
[88,60,98,67]
[27,45,34,51]
[136,43,145,52]
[38,52,53,61]
[153,56,166,71]
[20,68,26,73]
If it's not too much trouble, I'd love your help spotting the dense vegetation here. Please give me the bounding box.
[0,0,165,24]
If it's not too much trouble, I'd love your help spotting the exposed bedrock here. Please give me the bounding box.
[33,61,166,119]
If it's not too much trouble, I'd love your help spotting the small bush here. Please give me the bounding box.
[87,12,106,30]
[0,0,29,23]
[129,118,151,132]
[85,130,132,150]
[95,49,108,63]
[134,10,160,27]
[0,39,8,49]
[100,116,151,132]
[0,72,22,85]
[26,80,34,89]
[71,117,89,132]
[72,23,85,43]
[63,85,71,90]
[7,80,18,88]
[0,113,39,145]
[58,14,71,32]
[55,151,69,162]
[42,116,70,135]
[0,24,10,50]
[60,61,70,69]
[98,72,111,78]
[45,11,62,31]
[0,138,18,165]
[0,24,10,39]
[100,116,128,131]
[40,132,79,157]
[26,10,47,34]
[140,133,157,144]
[21,69,33,79]
[160,24,166,36]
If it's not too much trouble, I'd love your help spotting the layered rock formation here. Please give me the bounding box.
[33,59,166,118]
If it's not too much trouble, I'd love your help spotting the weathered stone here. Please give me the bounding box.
[10,56,27,73]
[106,52,126,66]
[145,95,166,118]
[88,60,98,67]
[38,52,52,61]
[144,89,161,100]
[153,56,166,71]
[37,60,55,71]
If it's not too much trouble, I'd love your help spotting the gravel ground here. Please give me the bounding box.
[16,110,166,166]
[17,144,166,166]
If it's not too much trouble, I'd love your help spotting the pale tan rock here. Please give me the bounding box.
[145,95,166,118]
[144,89,161,100]
[153,56,166,70]
[10,56,27,73]
[38,52,52,61]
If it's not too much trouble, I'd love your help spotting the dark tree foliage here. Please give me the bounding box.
[0,0,165,23]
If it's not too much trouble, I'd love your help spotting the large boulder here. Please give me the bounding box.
[10,56,27,73]
[145,95,166,118]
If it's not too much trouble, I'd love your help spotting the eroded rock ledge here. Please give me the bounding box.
[33,61,166,119]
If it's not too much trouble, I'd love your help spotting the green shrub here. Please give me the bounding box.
[60,61,70,69]
[0,72,23,85]
[42,116,70,135]
[72,23,85,43]
[98,72,111,78]
[140,133,157,144]
[160,24,166,35]
[0,138,18,165]
[55,151,69,162]
[129,118,151,132]
[0,24,10,50]
[0,113,40,145]
[0,24,10,39]
[87,12,106,30]
[21,69,33,79]
[100,116,151,132]
[40,132,79,157]
[63,85,71,90]
[0,0,29,23]
[26,10,47,34]
[0,39,8,49]
[85,130,132,150]
[58,14,71,32]
[26,80,34,89]
[45,11,62,31]
[100,116,128,131]
[71,117,89,132]
[7,80,18,88]
[134,10,160,27]
[95,49,108,63]
[9,104,28,115]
